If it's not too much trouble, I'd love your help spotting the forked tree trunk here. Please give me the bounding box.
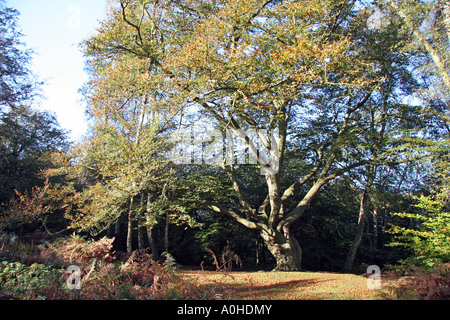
[191,94,372,272]
[260,227,302,271]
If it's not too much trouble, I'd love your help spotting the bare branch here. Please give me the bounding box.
[120,1,144,45]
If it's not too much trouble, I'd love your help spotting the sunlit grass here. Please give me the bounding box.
[180,270,394,300]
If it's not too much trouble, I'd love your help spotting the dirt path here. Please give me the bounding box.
[181,270,393,300]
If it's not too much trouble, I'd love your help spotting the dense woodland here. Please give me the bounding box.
[1,0,450,300]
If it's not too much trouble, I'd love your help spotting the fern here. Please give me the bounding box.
[205,247,242,272]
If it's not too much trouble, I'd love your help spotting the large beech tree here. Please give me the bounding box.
[83,0,424,270]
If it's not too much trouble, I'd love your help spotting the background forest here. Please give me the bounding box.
[0,0,449,300]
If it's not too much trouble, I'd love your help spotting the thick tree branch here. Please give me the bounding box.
[186,199,263,230]
[280,161,322,202]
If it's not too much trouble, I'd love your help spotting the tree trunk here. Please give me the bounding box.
[372,207,378,252]
[145,194,159,260]
[126,197,134,255]
[114,218,121,237]
[146,225,158,259]
[260,227,302,271]
[164,211,169,253]
[343,190,368,272]
[127,97,146,255]
[138,226,145,250]
[138,194,145,250]
[343,161,375,272]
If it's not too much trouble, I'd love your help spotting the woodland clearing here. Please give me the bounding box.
[180,270,393,300]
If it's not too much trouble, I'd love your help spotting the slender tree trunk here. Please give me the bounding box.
[146,225,158,259]
[164,211,169,253]
[372,207,378,252]
[137,194,145,250]
[343,190,369,273]
[138,226,145,250]
[114,218,121,237]
[126,197,134,255]
[380,203,390,256]
[145,194,159,260]
[343,160,377,273]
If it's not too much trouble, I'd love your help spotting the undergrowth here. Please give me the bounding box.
[0,233,228,300]
[387,263,450,300]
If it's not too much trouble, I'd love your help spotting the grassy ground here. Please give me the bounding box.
[181,270,394,300]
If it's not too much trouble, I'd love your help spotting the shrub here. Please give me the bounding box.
[74,249,207,300]
[0,261,63,300]
[0,180,51,231]
[389,195,450,269]
[0,234,228,300]
[42,234,115,265]
[0,232,44,266]
[391,263,450,300]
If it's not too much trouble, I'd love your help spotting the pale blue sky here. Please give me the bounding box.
[6,0,108,141]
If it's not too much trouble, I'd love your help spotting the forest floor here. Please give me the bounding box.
[180,270,395,300]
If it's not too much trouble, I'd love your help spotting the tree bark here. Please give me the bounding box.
[260,226,302,271]
[114,217,121,236]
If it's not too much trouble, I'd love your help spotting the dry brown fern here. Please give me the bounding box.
[205,247,242,272]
